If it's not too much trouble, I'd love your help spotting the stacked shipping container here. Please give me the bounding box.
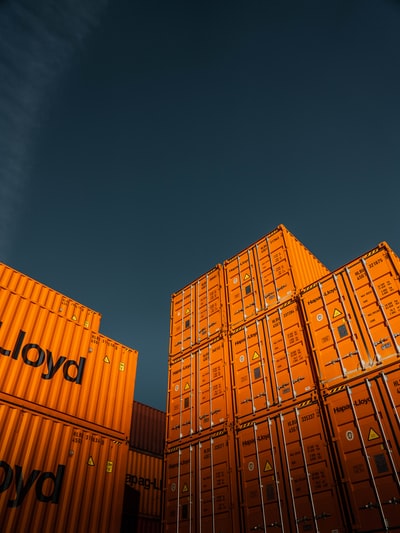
[164,226,400,533]
[0,265,138,532]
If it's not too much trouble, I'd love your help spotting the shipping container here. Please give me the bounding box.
[163,429,241,533]
[0,400,128,533]
[322,363,400,532]
[235,398,349,532]
[166,336,232,443]
[224,225,329,329]
[169,265,226,357]
[130,402,165,457]
[0,262,101,331]
[229,298,317,422]
[300,243,400,387]
[125,450,163,518]
[0,289,137,438]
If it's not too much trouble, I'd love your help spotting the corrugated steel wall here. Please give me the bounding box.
[164,226,400,532]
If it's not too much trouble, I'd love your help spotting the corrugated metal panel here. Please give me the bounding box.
[125,450,163,517]
[300,242,400,387]
[130,402,165,456]
[323,364,400,532]
[0,289,137,437]
[164,429,241,533]
[0,400,128,533]
[166,336,232,444]
[229,298,316,422]
[135,516,162,533]
[169,265,226,357]
[235,398,349,532]
[0,262,101,331]
[224,224,329,328]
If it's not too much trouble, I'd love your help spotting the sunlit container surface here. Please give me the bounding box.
[235,398,348,532]
[130,401,165,456]
[229,298,316,421]
[323,363,400,532]
[166,337,232,443]
[0,263,101,331]
[163,429,241,533]
[0,401,128,533]
[169,265,226,357]
[300,243,400,386]
[224,224,329,329]
[125,450,163,517]
[0,290,137,437]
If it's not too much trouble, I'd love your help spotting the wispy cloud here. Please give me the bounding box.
[0,0,107,260]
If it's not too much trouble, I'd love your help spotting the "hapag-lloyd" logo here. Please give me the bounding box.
[0,461,65,507]
[0,323,86,384]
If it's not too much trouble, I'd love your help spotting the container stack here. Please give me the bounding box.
[163,225,400,533]
[0,264,138,532]
[122,401,165,533]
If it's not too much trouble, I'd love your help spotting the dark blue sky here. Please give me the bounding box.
[1,0,400,410]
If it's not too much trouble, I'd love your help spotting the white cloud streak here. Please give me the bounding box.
[0,0,108,259]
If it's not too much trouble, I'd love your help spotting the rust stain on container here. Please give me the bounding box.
[323,364,400,532]
[166,337,232,443]
[163,429,241,533]
[169,265,226,357]
[0,290,137,437]
[235,399,348,532]
[125,450,163,517]
[0,401,128,533]
[300,243,400,386]
[224,225,329,328]
[0,263,101,331]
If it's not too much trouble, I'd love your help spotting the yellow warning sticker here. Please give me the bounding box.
[185,308,190,315]
[252,351,260,360]
[244,273,250,280]
[106,461,113,473]
[119,362,125,372]
[264,461,272,472]
[182,483,188,493]
[368,428,380,441]
[184,382,190,391]
[333,308,342,318]
[72,314,77,321]
[88,457,95,466]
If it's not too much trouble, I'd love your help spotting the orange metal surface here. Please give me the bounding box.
[0,262,101,331]
[125,450,163,517]
[166,336,232,443]
[163,429,241,533]
[224,225,329,329]
[229,299,316,421]
[169,265,226,357]
[0,401,128,533]
[300,243,400,386]
[0,289,137,437]
[323,364,400,532]
[235,398,348,532]
[130,401,165,456]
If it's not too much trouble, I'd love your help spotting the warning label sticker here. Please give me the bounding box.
[252,351,260,360]
[264,461,272,472]
[368,428,380,441]
[333,308,342,318]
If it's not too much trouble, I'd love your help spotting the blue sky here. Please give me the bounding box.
[1,0,400,410]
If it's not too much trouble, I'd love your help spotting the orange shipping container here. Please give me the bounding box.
[235,399,348,532]
[0,401,128,533]
[130,402,165,456]
[0,289,137,438]
[229,298,317,422]
[125,449,163,517]
[322,364,400,532]
[163,430,241,533]
[224,225,329,329]
[166,337,232,443]
[169,265,226,357]
[300,243,400,387]
[0,262,101,331]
